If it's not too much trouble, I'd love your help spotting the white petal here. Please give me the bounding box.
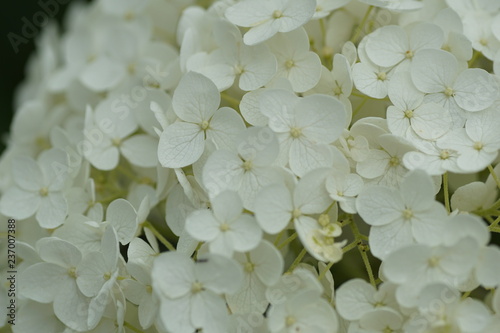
[352,62,389,99]
[411,102,451,140]
[107,198,138,245]
[369,221,415,260]
[254,184,293,234]
[158,122,205,168]
[250,240,284,286]
[12,156,43,191]
[296,94,346,144]
[212,190,244,223]
[121,135,158,168]
[37,192,67,229]
[294,168,332,214]
[356,186,403,226]
[229,214,262,253]
[411,49,457,93]
[453,69,499,112]
[185,209,220,242]
[196,253,243,294]
[286,52,323,93]
[0,187,40,220]
[19,263,67,303]
[365,25,408,68]
[172,71,220,122]
[475,246,500,288]
[289,140,333,177]
[207,107,246,151]
[336,278,376,321]
[152,251,195,299]
[80,57,125,91]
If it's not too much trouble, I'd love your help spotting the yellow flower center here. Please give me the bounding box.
[39,187,49,197]
[200,120,210,130]
[272,10,283,19]
[290,127,302,138]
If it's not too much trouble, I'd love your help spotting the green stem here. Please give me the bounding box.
[489,215,500,231]
[352,96,369,118]
[273,229,286,247]
[143,221,176,252]
[443,172,451,214]
[124,321,144,333]
[287,248,307,273]
[488,165,500,189]
[350,220,376,287]
[342,240,359,254]
[350,6,374,44]
[220,92,240,110]
[277,232,297,250]
[318,261,335,281]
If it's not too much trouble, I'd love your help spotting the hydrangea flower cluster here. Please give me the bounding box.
[2,0,500,332]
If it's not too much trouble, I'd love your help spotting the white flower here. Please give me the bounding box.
[157,71,245,168]
[410,49,499,126]
[152,251,244,333]
[356,169,447,259]
[227,240,284,314]
[225,0,317,45]
[387,71,452,141]
[122,262,158,329]
[19,237,93,331]
[202,126,283,210]
[437,108,500,172]
[260,89,347,176]
[185,191,262,257]
[382,236,480,308]
[0,148,70,229]
[187,20,277,91]
[365,23,444,69]
[267,289,339,333]
[267,28,323,93]
[336,279,398,321]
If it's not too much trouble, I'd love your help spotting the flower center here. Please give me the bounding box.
[404,109,414,118]
[389,156,400,167]
[402,208,413,220]
[479,38,488,46]
[285,316,296,327]
[112,137,122,147]
[234,65,245,75]
[290,127,302,138]
[191,282,204,294]
[219,223,230,232]
[444,87,454,97]
[272,10,283,19]
[405,50,414,59]
[67,267,77,279]
[473,141,484,151]
[285,59,295,69]
[428,256,440,268]
[333,85,343,96]
[377,72,387,81]
[200,120,210,130]
[242,160,253,171]
[244,262,255,273]
[440,150,450,160]
[39,187,49,197]
[292,208,302,219]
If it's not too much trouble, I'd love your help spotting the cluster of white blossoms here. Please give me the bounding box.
[2,0,500,332]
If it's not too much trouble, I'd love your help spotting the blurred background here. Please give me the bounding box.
[0,0,80,154]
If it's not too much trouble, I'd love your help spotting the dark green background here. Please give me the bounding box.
[0,0,82,153]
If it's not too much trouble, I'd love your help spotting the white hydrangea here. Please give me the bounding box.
[3,0,500,331]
